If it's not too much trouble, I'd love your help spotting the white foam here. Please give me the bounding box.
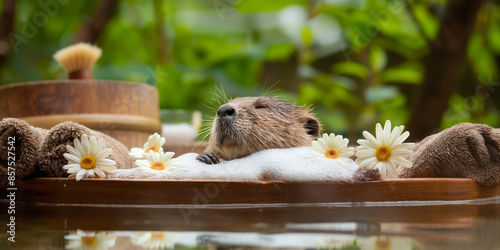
[109,147,360,182]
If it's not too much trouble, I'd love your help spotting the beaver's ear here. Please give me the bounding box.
[303,117,320,138]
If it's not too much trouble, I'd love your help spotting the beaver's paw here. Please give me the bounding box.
[196,152,220,164]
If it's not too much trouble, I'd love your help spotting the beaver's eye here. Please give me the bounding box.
[254,101,268,109]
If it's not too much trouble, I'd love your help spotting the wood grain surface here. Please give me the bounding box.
[16,178,500,205]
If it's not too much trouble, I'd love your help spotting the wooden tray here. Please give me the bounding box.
[16,178,500,205]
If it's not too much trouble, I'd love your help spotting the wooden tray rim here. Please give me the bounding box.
[15,177,500,206]
[0,79,153,89]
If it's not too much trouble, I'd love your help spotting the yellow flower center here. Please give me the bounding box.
[151,161,165,170]
[80,156,96,170]
[150,232,165,241]
[81,236,97,247]
[144,145,160,153]
[376,145,392,161]
[325,148,339,159]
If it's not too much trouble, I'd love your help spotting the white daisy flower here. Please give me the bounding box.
[131,231,177,249]
[129,133,166,160]
[355,120,415,178]
[312,133,355,162]
[63,134,116,181]
[64,230,116,249]
[135,151,179,172]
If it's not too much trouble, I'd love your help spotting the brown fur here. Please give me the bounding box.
[39,121,134,177]
[0,118,48,189]
[399,123,500,186]
[205,97,320,160]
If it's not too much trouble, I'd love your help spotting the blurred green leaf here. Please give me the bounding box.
[301,28,313,46]
[265,43,295,61]
[364,0,386,10]
[381,64,423,84]
[220,56,261,87]
[156,64,211,109]
[365,85,399,103]
[441,93,500,129]
[236,0,306,13]
[377,94,409,125]
[413,4,439,39]
[467,33,498,79]
[298,82,321,104]
[331,61,369,80]
[488,22,500,54]
[369,46,387,72]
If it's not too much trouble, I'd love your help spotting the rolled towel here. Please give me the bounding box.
[352,168,381,182]
[400,123,500,186]
[0,118,48,189]
[39,121,133,177]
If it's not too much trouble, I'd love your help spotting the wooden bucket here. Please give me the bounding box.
[0,80,161,148]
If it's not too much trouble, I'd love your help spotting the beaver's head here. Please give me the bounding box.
[206,96,320,160]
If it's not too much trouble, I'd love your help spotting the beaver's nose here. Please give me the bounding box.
[217,106,235,117]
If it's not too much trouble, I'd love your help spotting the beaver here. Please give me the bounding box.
[197,97,320,164]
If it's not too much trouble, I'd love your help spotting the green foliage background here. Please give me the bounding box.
[1,0,499,139]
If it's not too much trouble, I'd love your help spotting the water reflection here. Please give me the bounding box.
[130,232,177,249]
[0,201,499,249]
[65,230,116,249]
[57,230,417,249]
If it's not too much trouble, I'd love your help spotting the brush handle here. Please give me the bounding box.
[69,69,93,79]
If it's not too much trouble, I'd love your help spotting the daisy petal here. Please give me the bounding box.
[386,160,399,178]
[382,120,392,144]
[391,149,414,158]
[357,139,373,148]
[362,131,380,148]
[66,145,82,159]
[63,163,81,171]
[375,122,384,145]
[73,138,83,155]
[135,160,151,168]
[392,143,415,151]
[317,137,329,150]
[76,169,86,181]
[90,138,105,156]
[355,148,376,158]
[387,125,404,147]
[95,148,113,160]
[97,158,116,166]
[376,162,387,177]
[392,157,413,168]
[81,134,90,156]
[94,168,106,178]
[357,157,378,169]
[99,164,117,172]
[63,153,81,164]
[394,131,411,145]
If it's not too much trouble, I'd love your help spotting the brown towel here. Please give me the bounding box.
[0,118,48,189]
[39,121,133,177]
[399,123,500,186]
[352,168,381,182]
